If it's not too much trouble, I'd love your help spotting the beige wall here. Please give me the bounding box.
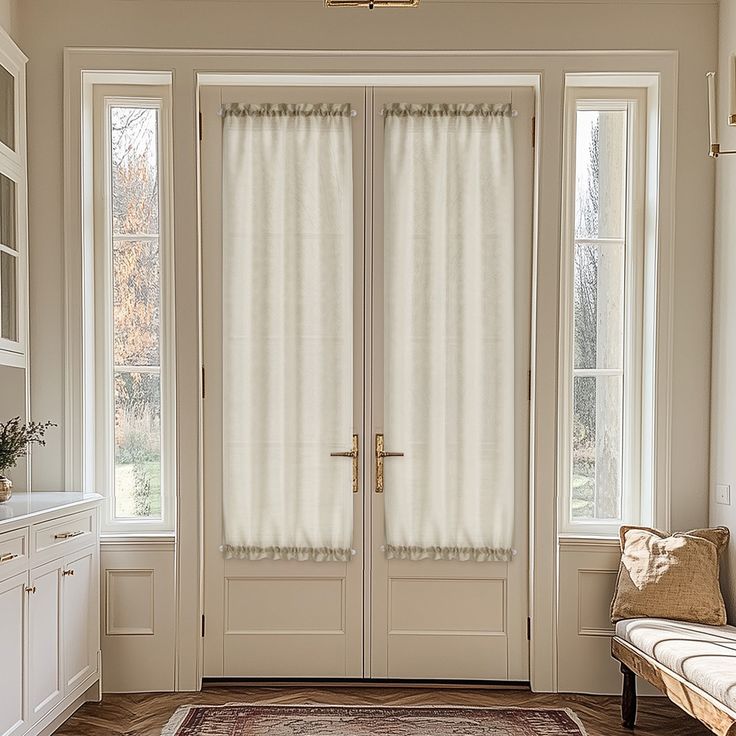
[0,0,16,37]
[711,0,736,618]
[17,0,717,525]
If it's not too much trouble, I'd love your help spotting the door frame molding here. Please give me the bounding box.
[62,48,679,694]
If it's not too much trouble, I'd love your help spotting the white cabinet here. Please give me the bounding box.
[62,547,98,692]
[0,496,101,736]
[0,572,27,736]
[28,559,63,721]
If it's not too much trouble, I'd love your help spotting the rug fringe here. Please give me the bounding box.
[161,706,194,736]
[562,707,590,735]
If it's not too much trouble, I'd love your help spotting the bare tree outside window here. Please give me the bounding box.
[109,105,163,520]
[571,108,626,521]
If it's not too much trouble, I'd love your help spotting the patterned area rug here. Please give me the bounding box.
[162,703,588,735]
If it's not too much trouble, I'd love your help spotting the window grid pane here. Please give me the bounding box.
[0,250,17,341]
[571,374,624,521]
[113,369,162,520]
[0,173,16,250]
[570,104,629,524]
[109,102,163,522]
[110,106,160,236]
[0,64,14,152]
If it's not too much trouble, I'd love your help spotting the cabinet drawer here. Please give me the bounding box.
[33,510,96,557]
[0,527,28,581]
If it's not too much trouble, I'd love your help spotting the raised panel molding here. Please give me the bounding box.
[577,569,618,636]
[389,578,506,635]
[224,577,345,635]
[105,569,155,636]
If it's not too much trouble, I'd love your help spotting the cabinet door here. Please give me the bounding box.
[28,559,63,721]
[0,572,27,736]
[62,547,98,692]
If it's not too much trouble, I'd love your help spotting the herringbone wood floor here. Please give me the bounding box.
[52,685,711,735]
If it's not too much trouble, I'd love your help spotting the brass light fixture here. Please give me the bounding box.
[325,0,420,8]
[707,71,736,158]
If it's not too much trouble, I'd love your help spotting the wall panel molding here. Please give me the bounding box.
[105,569,155,636]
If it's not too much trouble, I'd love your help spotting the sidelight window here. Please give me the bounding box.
[93,86,174,533]
[560,87,648,535]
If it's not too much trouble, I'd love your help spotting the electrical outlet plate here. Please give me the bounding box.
[716,483,731,506]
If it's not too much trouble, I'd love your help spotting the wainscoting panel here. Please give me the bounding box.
[557,538,658,695]
[106,569,155,636]
[225,577,344,635]
[558,539,621,694]
[100,541,175,693]
[577,570,618,636]
[389,578,506,634]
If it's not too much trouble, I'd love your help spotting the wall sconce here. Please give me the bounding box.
[707,71,736,158]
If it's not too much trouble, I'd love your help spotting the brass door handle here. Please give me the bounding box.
[375,433,404,494]
[330,434,359,493]
[62,569,75,577]
[25,586,36,594]
[0,552,19,563]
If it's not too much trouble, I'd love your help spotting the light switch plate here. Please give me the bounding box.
[716,484,731,506]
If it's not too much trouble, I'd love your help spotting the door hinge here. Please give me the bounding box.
[531,116,536,148]
[201,614,205,638]
[199,111,203,141]
[201,365,206,399]
[527,617,531,641]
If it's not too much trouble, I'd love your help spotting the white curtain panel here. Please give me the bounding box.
[383,102,516,562]
[221,103,355,562]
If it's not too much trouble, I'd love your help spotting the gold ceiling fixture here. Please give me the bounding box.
[324,0,420,8]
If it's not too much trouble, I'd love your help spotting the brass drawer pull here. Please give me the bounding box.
[62,569,75,577]
[54,530,85,540]
[0,552,19,563]
[330,434,360,493]
[375,433,404,494]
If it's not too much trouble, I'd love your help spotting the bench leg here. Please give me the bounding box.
[621,663,637,729]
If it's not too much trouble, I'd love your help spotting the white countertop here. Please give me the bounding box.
[0,492,103,530]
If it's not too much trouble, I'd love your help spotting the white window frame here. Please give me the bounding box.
[559,85,648,537]
[0,27,27,368]
[92,83,176,534]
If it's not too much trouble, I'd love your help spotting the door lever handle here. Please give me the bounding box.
[330,434,359,493]
[375,433,404,494]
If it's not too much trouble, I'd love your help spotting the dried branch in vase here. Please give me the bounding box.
[0,416,57,476]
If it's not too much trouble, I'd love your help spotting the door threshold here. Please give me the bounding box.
[202,678,530,690]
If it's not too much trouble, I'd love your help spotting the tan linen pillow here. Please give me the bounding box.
[610,525,730,625]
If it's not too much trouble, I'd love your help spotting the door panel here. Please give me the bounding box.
[370,87,533,680]
[0,572,27,736]
[28,560,62,719]
[202,86,366,678]
[62,548,97,692]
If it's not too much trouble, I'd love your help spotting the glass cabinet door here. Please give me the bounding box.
[0,173,17,344]
[0,63,14,152]
[0,38,27,364]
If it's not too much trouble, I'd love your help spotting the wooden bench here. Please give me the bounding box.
[612,619,736,735]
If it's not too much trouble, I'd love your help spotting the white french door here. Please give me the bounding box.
[201,86,366,678]
[369,87,533,680]
[201,84,533,680]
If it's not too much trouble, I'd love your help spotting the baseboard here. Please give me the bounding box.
[202,678,531,690]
